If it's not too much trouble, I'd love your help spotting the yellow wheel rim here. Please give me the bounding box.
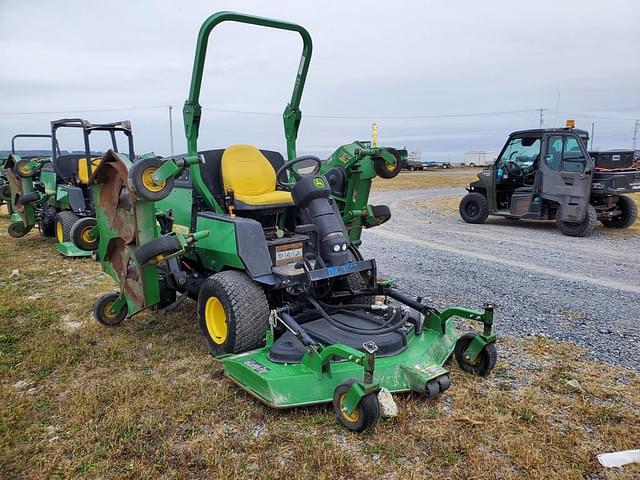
[141,167,165,193]
[339,393,361,423]
[103,300,119,320]
[18,163,32,175]
[385,161,396,172]
[81,226,95,245]
[56,222,64,242]
[204,297,227,344]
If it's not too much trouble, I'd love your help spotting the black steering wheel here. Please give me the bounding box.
[276,155,322,189]
[504,160,524,177]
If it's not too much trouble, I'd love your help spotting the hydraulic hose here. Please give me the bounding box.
[305,295,408,335]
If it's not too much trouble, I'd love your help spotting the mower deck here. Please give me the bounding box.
[222,317,457,408]
[55,241,92,257]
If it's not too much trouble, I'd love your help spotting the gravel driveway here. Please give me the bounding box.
[361,187,640,370]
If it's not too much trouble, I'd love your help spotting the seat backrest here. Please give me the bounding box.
[221,145,277,197]
[198,147,285,199]
[53,154,83,181]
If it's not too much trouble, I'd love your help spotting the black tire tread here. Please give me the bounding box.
[55,211,79,242]
[135,234,181,265]
[199,270,270,355]
[556,204,597,237]
[454,332,497,377]
[459,192,489,224]
[600,195,637,229]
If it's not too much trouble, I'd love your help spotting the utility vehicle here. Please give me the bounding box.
[85,11,498,432]
[459,123,639,236]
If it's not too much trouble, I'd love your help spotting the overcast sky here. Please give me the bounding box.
[1,0,638,160]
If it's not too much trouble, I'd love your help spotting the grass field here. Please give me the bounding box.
[372,168,481,191]
[1,213,639,479]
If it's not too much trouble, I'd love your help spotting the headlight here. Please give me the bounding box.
[333,244,341,252]
[342,243,347,251]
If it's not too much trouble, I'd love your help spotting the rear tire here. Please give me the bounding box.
[459,193,489,224]
[556,204,597,237]
[197,270,270,356]
[55,211,79,243]
[600,195,637,229]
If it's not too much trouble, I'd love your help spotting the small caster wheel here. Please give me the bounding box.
[8,222,31,238]
[70,217,98,251]
[15,159,35,178]
[93,292,127,326]
[424,379,440,398]
[454,333,497,377]
[333,379,380,432]
[129,157,174,201]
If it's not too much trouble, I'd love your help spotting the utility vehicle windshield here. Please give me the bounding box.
[497,136,541,169]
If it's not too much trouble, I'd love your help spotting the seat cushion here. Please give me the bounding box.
[221,145,292,207]
[235,190,293,206]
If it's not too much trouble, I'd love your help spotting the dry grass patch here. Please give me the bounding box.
[0,215,639,479]
[372,168,480,191]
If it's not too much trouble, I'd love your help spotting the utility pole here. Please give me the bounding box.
[168,105,175,157]
[537,108,547,128]
[590,122,595,150]
[633,120,639,151]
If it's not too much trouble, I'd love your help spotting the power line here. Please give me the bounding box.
[0,105,169,116]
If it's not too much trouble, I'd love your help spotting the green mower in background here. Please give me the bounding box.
[84,11,497,432]
[4,133,60,237]
[5,119,136,257]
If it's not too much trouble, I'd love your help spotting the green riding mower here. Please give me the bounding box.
[5,119,136,256]
[85,11,498,432]
[4,133,60,237]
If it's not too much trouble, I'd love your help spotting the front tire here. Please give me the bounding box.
[55,211,79,243]
[556,204,597,237]
[600,195,637,229]
[459,193,489,224]
[197,270,270,356]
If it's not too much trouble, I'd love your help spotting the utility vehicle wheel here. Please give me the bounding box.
[135,234,182,265]
[70,217,98,251]
[374,155,402,179]
[1,184,12,201]
[197,270,270,356]
[129,157,174,201]
[600,195,637,229]
[556,204,597,237]
[454,333,497,377]
[459,193,489,224]
[333,379,380,432]
[8,222,31,238]
[93,292,127,326]
[55,211,79,243]
[15,159,35,178]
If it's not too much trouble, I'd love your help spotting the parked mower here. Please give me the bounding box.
[86,11,498,432]
[5,119,136,256]
[460,121,639,237]
[4,133,59,237]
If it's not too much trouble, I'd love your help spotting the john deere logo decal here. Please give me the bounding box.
[313,177,325,188]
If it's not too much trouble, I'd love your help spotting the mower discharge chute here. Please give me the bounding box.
[89,11,498,432]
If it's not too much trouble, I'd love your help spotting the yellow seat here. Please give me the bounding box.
[221,145,293,207]
[77,157,102,184]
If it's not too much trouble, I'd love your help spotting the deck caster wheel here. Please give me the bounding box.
[424,374,450,398]
[93,292,127,326]
[8,222,31,238]
[135,234,182,265]
[333,379,380,433]
[454,333,497,377]
[70,217,98,251]
[15,159,35,178]
[129,157,174,201]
